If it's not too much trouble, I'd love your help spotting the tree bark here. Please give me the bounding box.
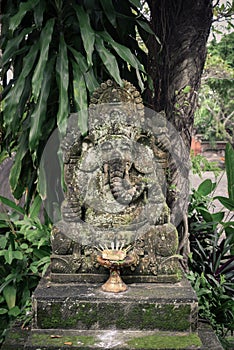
[147,0,213,148]
[145,0,213,238]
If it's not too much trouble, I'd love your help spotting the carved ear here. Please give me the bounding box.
[61,132,82,164]
[133,142,154,174]
[79,147,100,172]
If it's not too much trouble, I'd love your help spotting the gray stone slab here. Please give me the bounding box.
[33,277,197,303]
[3,326,224,349]
[198,322,224,350]
[1,323,223,350]
[32,278,198,332]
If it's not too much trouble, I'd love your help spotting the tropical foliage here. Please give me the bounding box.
[1,0,149,207]
[0,196,51,343]
[194,32,234,143]
[188,143,234,348]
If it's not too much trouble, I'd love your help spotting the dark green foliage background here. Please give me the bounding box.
[1,0,148,207]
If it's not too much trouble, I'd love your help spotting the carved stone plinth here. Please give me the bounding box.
[50,221,182,284]
[2,276,222,349]
[32,278,198,332]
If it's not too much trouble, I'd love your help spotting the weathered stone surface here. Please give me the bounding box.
[3,326,224,349]
[32,278,198,332]
[2,327,30,350]
[198,323,225,350]
[50,80,181,283]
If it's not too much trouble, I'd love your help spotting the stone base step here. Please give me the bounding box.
[3,325,224,350]
[32,278,198,332]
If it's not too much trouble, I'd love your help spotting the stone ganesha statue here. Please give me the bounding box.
[51,80,181,283]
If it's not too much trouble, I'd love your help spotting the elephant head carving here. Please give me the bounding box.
[61,79,171,231]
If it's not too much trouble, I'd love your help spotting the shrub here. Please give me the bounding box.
[0,196,51,344]
[188,143,234,347]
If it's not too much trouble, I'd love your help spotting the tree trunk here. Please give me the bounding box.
[145,0,213,247]
[147,0,213,147]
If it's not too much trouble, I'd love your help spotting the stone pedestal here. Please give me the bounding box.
[32,278,198,332]
[3,275,224,350]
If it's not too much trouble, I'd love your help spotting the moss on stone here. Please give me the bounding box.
[37,300,191,331]
[117,303,191,331]
[38,302,62,328]
[6,330,23,340]
[127,332,202,349]
[38,301,98,329]
[31,333,95,346]
[151,304,191,331]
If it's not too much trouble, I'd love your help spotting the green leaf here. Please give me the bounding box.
[69,48,99,93]
[0,308,8,315]
[12,251,24,260]
[0,276,16,294]
[129,0,141,8]
[211,211,225,223]
[4,250,13,265]
[0,196,25,215]
[225,143,234,201]
[0,237,7,249]
[29,263,38,274]
[0,150,9,164]
[20,243,29,250]
[99,31,145,73]
[182,85,191,94]
[0,250,6,257]
[0,212,10,221]
[222,221,234,228]
[37,158,47,201]
[9,0,40,31]
[136,66,145,92]
[3,285,16,310]
[34,0,46,27]
[98,32,146,90]
[2,28,32,65]
[70,49,88,72]
[215,196,234,211]
[3,43,39,133]
[95,36,123,87]
[199,208,213,223]
[29,195,42,218]
[8,306,21,317]
[30,58,54,152]
[75,5,95,67]
[32,18,55,102]
[84,68,99,93]
[56,34,69,136]
[225,226,234,254]
[72,59,88,134]
[9,133,28,195]
[100,0,117,27]
[197,179,216,196]
[136,20,161,44]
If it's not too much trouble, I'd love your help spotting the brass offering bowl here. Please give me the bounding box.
[97,250,134,293]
